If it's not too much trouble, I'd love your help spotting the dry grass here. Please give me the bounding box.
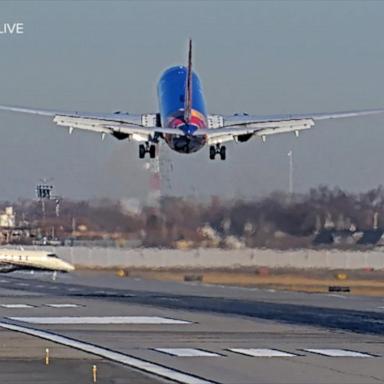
[115,269,384,297]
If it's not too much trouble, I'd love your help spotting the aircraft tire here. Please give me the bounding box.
[209,146,216,160]
[149,145,156,159]
[139,144,146,159]
[220,146,226,160]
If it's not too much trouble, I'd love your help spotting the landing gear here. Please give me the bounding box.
[149,144,156,159]
[209,146,216,160]
[219,146,226,160]
[139,144,146,159]
[139,143,156,159]
[209,144,226,160]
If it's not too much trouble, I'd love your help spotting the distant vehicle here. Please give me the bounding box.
[0,248,74,273]
[0,40,384,160]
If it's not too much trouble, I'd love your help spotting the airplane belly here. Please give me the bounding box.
[165,135,206,154]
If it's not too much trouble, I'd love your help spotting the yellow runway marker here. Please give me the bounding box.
[92,364,97,383]
[45,348,49,365]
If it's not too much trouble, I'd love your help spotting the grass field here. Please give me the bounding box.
[110,268,384,296]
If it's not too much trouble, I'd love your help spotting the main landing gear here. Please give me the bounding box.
[209,144,226,160]
[139,143,156,159]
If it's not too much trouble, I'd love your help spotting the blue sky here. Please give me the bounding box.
[0,1,384,201]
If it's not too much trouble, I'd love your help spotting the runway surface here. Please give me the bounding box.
[0,270,383,383]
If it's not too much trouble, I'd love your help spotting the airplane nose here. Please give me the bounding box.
[62,261,75,272]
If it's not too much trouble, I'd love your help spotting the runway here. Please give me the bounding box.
[0,271,383,383]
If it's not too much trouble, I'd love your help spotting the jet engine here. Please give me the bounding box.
[236,133,253,142]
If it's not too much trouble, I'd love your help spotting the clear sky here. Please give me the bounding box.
[0,0,384,201]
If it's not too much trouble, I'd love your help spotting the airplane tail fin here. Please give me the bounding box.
[184,39,193,124]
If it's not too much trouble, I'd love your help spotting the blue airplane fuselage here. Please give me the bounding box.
[157,66,208,153]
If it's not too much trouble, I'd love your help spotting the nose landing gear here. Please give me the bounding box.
[209,144,226,160]
[139,143,156,159]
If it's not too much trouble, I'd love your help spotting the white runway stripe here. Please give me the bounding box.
[45,304,81,308]
[304,349,373,357]
[229,348,297,357]
[155,348,220,357]
[326,294,347,299]
[1,304,34,308]
[8,316,191,324]
[0,322,215,384]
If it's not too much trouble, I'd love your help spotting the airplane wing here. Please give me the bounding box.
[201,109,384,144]
[0,105,183,141]
[0,263,18,273]
[2,104,383,145]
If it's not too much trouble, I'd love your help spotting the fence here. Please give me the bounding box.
[28,246,384,270]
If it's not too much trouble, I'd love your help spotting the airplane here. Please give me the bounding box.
[0,248,74,273]
[0,39,384,160]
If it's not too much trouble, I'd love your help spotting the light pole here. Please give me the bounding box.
[288,150,293,195]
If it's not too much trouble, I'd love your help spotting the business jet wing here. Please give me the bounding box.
[201,109,384,144]
[0,105,183,141]
[0,263,18,273]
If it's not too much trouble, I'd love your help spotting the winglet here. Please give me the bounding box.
[184,39,193,124]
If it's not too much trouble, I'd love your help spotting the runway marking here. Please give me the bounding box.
[326,294,347,299]
[45,304,81,308]
[1,304,34,309]
[8,316,192,325]
[155,348,221,357]
[0,280,10,283]
[229,348,297,357]
[16,283,29,287]
[304,349,374,357]
[36,285,45,288]
[0,322,216,384]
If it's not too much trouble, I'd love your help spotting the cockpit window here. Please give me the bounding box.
[47,253,58,258]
